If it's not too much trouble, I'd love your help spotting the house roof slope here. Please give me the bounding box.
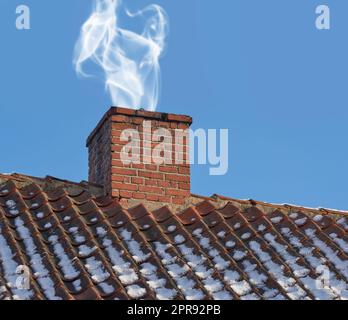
[0,174,348,300]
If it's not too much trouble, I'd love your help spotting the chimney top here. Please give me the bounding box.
[87,107,192,147]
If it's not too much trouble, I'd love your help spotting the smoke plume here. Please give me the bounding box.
[73,0,168,111]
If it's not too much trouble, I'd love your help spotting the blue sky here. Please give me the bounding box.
[0,0,347,210]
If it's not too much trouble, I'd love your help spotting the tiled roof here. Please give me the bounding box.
[1,174,348,300]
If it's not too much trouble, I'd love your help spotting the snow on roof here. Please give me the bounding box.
[1,176,348,300]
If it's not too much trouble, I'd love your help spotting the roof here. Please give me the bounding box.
[1,174,348,300]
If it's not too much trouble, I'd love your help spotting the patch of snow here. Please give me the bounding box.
[337,218,348,231]
[242,260,268,287]
[75,236,86,244]
[127,284,146,299]
[279,228,345,299]
[217,231,226,238]
[154,241,203,300]
[96,230,139,286]
[85,256,110,283]
[313,215,323,222]
[155,287,177,300]
[116,229,173,299]
[166,263,190,278]
[120,229,151,263]
[270,216,283,224]
[31,203,39,209]
[305,228,348,279]
[167,225,176,232]
[233,223,241,230]
[5,200,19,216]
[14,219,61,299]
[225,241,235,249]
[98,282,114,295]
[140,263,157,276]
[203,278,223,293]
[174,234,186,244]
[258,224,267,232]
[78,245,97,257]
[0,189,9,195]
[264,232,337,299]
[198,237,210,249]
[249,240,308,300]
[36,212,44,219]
[241,233,251,240]
[48,235,80,280]
[96,227,107,237]
[241,293,260,300]
[69,227,78,234]
[212,290,232,300]
[328,233,348,254]
[233,250,247,261]
[223,270,252,296]
[289,212,299,219]
[72,279,82,292]
[295,217,308,226]
[118,269,139,286]
[0,229,34,300]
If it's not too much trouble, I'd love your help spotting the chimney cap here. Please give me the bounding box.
[86,106,192,147]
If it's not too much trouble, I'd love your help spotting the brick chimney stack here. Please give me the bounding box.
[87,107,192,207]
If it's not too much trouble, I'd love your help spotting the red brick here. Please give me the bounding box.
[111,183,138,191]
[112,115,131,123]
[111,144,124,152]
[138,171,164,180]
[111,159,126,167]
[111,168,137,176]
[159,166,178,173]
[112,175,125,182]
[145,179,158,186]
[146,194,159,201]
[112,123,136,130]
[178,123,189,130]
[132,117,144,125]
[119,190,132,198]
[113,107,136,116]
[132,163,145,170]
[145,164,158,171]
[158,181,171,188]
[165,174,190,183]
[131,177,144,184]
[165,189,190,197]
[178,167,190,175]
[167,114,192,123]
[158,121,171,128]
[158,196,172,203]
[132,192,146,200]
[179,182,190,190]
[111,137,130,145]
[139,186,164,194]
[111,190,120,198]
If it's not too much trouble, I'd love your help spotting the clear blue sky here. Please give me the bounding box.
[1,0,347,210]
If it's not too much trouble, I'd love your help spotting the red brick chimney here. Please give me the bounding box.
[87,107,192,207]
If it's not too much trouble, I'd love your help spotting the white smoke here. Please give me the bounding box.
[73,0,168,111]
